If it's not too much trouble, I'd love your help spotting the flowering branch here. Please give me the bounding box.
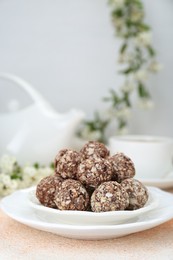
[78,0,162,143]
[0,155,54,197]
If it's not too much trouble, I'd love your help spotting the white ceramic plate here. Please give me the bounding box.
[1,187,173,240]
[28,187,159,225]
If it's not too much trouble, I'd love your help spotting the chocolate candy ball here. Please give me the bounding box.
[55,149,81,179]
[109,153,135,182]
[80,141,110,160]
[36,175,63,208]
[121,178,148,210]
[91,181,129,212]
[54,179,89,211]
[77,157,113,189]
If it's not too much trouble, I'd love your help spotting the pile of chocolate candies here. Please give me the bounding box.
[36,141,148,212]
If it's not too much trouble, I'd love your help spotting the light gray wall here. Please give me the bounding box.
[0,0,173,137]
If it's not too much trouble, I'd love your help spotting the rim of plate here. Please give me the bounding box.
[27,186,159,217]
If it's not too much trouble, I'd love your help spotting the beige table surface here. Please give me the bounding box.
[0,189,173,260]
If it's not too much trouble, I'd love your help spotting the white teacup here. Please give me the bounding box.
[108,135,173,180]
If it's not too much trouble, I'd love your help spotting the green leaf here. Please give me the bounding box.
[123,92,131,107]
[140,23,150,31]
[125,0,143,9]
[33,162,39,169]
[118,119,127,129]
[120,43,127,54]
[138,83,150,98]
[120,67,134,74]
[11,171,22,180]
[112,9,124,18]
[147,46,156,57]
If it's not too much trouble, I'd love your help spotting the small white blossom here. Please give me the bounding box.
[138,98,154,109]
[135,32,152,47]
[10,180,18,190]
[0,155,16,174]
[0,173,19,196]
[36,167,54,182]
[130,8,143,22]
[109,0,125,8]
[117,126,128,135]
[0,173,11,186]
[18,175,32,189]
[88,131,102,141]
[134,70,148,82]
[81,127,102,141]
[118,53,133,63]
[121,82,135,93]
[0,154,54,197]
[23,166,37,178]
[107,107,131,120]
[113,17,125,30]
[116,107,131,119]
[148,61,163,72]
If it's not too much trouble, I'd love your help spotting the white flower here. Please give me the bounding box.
[23,166,37,178]
[117,126,128,135]
[118,53,133,63]
[81,126,102,141]
[21,166,38,188]
[109,0,125,8]
[0,155,16,174]
[130,8,143,22]
[121,82,135,93]
[0,154,55,196]
[148,61,163,72]
[135,32,152,47]
[10,179,18,190]
[134,70,148,82]
[88,131,102,141]
[107,107,131,120]
[21,166,52,188]
[116,107,131,119]
[112,17,126,32]
[0,173,19,195]
[37,167,54,180]
[138,98,154,109]
[18,176,31,189]
[0,173,11,186]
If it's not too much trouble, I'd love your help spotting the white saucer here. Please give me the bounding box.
[139,178,173,189]
[27,187,159,225]
[1,187,173,240]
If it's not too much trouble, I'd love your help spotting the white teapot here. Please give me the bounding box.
[0,73,85,165]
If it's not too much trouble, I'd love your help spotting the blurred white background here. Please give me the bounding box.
[0,0,173,137]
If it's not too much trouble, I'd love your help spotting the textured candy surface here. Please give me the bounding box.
[55,149,81,179]
[91,181,129,212]
[77,157,113,188]
[54,179,89,211]
[80,141,110,160]
[109,153,135,182]
[121,178,148,210]
[36,175,63,208]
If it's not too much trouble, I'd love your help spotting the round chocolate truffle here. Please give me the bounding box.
[36,175,63,208]
[109,153,135,182]
[55,149,81,179]
[80,141,110,160]
[77,157,113,188]
[121,178,148,210]
[54,179,89,211]
[91,181,129,212]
